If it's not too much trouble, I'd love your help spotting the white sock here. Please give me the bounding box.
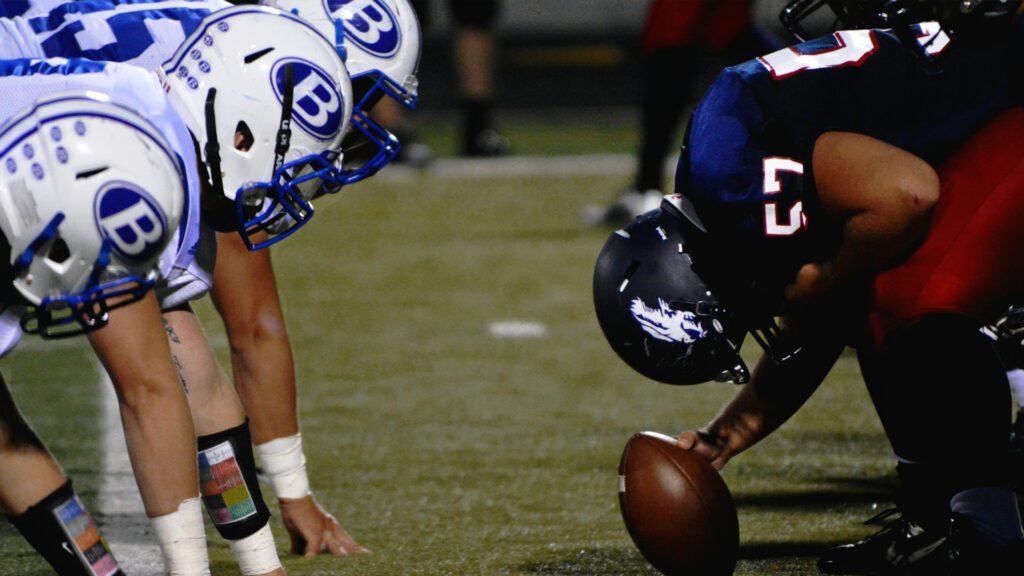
[1007,369,1024,411]
[228,523,282,575]
[151,498,210,576]
[951,487,1024,548]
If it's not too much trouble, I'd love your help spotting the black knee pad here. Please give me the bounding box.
[197,419,272,540]
[9,479,124,576]
[449,0,500,29]
[876,314,1013,490]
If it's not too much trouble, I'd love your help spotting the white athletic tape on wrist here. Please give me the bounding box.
[228,522,282,575]
[151,498,210,576]
[256,433,312,500]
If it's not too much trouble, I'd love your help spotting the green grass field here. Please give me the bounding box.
[0,111,898,575]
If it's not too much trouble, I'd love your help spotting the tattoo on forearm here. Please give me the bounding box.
[171,354,189,394]
[163,318,181,344]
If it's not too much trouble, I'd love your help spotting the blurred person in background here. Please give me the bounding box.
[381,0,507,163]
[583,0,775,227]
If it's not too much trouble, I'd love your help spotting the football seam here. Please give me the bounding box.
[649,438,713,512]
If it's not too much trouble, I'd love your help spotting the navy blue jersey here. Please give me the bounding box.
[679,21,1024,293]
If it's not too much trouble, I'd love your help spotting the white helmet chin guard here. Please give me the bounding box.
[0,93,187,338]
[158,5,354,250]
[261,0,421,185]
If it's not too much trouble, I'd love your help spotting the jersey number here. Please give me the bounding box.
[758,30,879,80]
[763,157,805,236]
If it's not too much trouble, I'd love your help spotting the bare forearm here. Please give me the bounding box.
[88,294,198,517]
[734,339,843,440]
[230,326,299,444]
[211,231,298,444]
[687,333,845,468]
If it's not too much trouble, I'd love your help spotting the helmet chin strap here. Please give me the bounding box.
[750,317,805,367]
[273,63,295,176]
[203,88,225,202]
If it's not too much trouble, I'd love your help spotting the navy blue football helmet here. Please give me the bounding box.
[593,196,752,385]
[781,0,1021,70]
[783,0,1021,38]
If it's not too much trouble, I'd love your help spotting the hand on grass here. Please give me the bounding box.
[279,495,370,557]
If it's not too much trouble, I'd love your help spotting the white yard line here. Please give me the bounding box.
[377,153,645,181]
[97,362,165,576]
[488,320,548,339]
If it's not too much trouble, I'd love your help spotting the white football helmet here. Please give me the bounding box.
[157,5,354,249]
[261,0,421,185]
[0,93,187,338]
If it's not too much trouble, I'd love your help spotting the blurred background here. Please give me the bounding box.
[416,1,650,111]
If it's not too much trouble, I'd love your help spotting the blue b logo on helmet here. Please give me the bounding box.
[94,182,167,262]
[327,0,401,57]
[272,59,344,140]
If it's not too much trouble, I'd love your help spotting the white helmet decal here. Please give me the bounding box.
[328,0,401,58]
[93,182,168,262]
[629,297,707,345]
[271,58,344,140]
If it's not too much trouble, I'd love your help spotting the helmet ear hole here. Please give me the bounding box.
[235,121,254,152]
[45,237,71,265]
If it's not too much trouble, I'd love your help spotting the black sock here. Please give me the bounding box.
[9,479,124,576]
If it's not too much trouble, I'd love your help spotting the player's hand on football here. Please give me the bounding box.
[677,422,751,471]
[279,495,370,557]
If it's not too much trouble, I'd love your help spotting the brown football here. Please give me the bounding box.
[618,431,739,576]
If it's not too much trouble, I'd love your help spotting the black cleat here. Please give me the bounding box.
[818,509,947,575]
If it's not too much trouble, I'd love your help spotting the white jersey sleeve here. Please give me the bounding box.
[0,57,203,286]
[0,0,231,69]
[0,0,64,19]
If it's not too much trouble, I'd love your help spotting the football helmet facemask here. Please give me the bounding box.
[261,0,421,185]
[0,93,186,338]
[158,5,354,250]
[593,197,751,385]
[781,0,1021,66]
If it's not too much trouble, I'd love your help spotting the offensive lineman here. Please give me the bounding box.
[594,3,1024,573]
[0,62,198,575]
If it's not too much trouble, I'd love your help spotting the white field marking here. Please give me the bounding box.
[375,153,648,182]
[488,320,547,339]
[97,360,165,576]
[15,336,83,351]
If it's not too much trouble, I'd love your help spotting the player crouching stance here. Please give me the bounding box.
[593,2,1024,573]
[0,91,187,575]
